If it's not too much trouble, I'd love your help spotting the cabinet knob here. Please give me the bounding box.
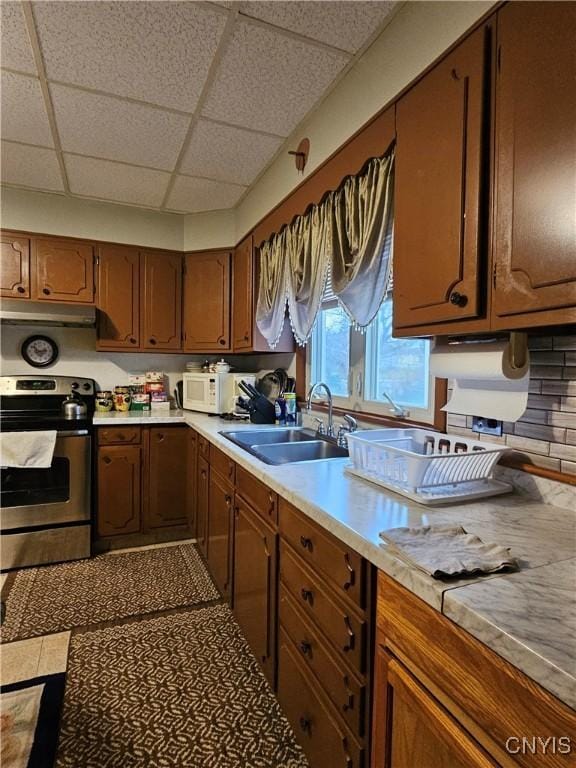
[130,337,137,344]
[299,717,311,734]
[117,433,125,441]
[301,588,313,605]
[299,640,312,657]
[449,291,468,307]
[243,333,249,341]
[225,494,232,506]
[17,286,25,294]
[219,338,226,346]
[157,433,164,442]
[149,338,157,345]
[42,287,51,295]
[300,536,312,552]
[103,456,112,465]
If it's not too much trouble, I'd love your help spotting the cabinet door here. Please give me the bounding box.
[372,647,497,768]
[207,469,233,599]
[1,232,30,298]
[196,455,209,558]
[141,250,182,351]
[96,245,140,349]
[97,445,141,537]
[187,429,198,536]
[492,2,576,323]
[233,496,277,687]
[33,238,95,303]
[232,235,254,351]
[183,251,231,351]
[145,427,189,530]
[394,25,490,329]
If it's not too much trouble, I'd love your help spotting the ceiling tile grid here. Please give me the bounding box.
[0,1,36,74]
[65,154,171,208]
[1,140,64,192]
[1,70,53,146]
[0,0,397,212]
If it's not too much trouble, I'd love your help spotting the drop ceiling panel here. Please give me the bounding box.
[50,84,190,170]
[1,141,64,192]
[240,1,397,54]
[32,1,228,112]
[65,155,170,208]
[166,175,246,213]
[181,120,283,186]
[202,19,350,136]
[1,71,53,146]
[1,1,36,74]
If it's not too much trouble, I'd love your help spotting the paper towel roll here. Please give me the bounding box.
[431,340,530,421]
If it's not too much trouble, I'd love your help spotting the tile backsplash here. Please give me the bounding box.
[447,334,576,478]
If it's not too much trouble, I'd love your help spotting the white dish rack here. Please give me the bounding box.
[345,429,512,505]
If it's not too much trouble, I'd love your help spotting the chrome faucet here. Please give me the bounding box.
[307,382,334,437]
[382,391,410,419]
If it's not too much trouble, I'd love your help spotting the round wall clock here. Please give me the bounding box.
[21,335,59,368]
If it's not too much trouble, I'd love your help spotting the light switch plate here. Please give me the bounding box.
[472,416,503,437]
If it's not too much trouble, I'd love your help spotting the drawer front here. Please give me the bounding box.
[279,499,364,609]
[198,434,210,461]
[278,628,364,768]
[280,541,365,674]
[236,465,278,526]
[210,444,235,485]
[279,584,366,737]
[97,427,141,445]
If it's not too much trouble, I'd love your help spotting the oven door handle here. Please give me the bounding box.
[56,430,90,437]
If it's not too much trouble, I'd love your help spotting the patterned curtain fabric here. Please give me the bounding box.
[256,148,395,348]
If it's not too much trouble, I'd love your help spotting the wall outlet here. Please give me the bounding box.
[472,416,503,436]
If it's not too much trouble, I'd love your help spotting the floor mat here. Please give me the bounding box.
[1,673,66,768]
[1,545,219,643]
[55,604,308,768]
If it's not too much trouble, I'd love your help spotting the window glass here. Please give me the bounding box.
[311,304,350,397]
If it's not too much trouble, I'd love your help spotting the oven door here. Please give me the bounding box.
[0,430,91,530]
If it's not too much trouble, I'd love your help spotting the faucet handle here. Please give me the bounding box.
[313,417,325,435]
[343,414,357,432]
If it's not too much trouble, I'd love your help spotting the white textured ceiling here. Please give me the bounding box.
[0,0,397,214]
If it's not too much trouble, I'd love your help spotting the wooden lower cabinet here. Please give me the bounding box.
[233,495,277,687]
[97,444,141,537]
[145,427,190,530]
[207,469,233,599]
[196,455,209,558]
[278,627,364,768]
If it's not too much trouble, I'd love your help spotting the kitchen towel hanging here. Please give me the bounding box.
[430,337,530,422]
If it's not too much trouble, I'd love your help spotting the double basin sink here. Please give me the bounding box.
[220,427,348,465]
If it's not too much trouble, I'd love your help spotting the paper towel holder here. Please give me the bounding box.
[509,332,528,371]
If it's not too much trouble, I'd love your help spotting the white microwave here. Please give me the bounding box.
[182,372,256,414]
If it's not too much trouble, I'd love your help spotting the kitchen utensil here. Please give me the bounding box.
[259,371,281,402]
[62,389,88,420]
[215,359,231,373]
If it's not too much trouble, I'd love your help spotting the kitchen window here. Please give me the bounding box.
[308,286,434,423]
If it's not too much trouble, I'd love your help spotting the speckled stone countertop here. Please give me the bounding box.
[93,411,576,709]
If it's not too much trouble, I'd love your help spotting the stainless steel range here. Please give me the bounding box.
[0,375,95,570]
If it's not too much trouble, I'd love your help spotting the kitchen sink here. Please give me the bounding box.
[220,428,348,464]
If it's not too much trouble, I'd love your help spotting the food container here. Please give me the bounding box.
[95,391,114,412]
[131,393,150,411]
[151,401,171,413]
[113,386,132,412]
[146,371,165,382]
[128,375,147,386]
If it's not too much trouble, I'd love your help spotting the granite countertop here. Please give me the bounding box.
[93,410,576,709]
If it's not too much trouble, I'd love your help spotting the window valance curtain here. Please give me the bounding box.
[256,148,395,347]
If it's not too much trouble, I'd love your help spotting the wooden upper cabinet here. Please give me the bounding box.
[232,235,254,351]
[141,250,182,351]
[1,232,30,298]
[183,250,231,352]
[33,237,95,303]
[96,245,140,350]
[145,427,189,530]
[393,24,491,330]
[492,2,576,326]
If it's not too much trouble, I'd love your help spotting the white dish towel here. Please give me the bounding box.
[0,431,57,468]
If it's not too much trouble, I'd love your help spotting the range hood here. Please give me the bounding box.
[0,299,96,327]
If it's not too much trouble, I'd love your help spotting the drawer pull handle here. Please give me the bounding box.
[299,716,311,734]
[343,738,353,768]
[343,616,355,652]
[268,493,275,516]
[299,641,312,657]
[342,677,354,712]
[228,462,234,477]
[300,536,312,551]
[301,588,313,605]
[343,554,355,590]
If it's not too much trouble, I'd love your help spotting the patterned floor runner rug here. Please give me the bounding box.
[1,673,66,768]
[1,545,219,643]
[55,604,308,768]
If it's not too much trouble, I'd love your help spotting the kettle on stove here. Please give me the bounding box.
[62,388,88,420]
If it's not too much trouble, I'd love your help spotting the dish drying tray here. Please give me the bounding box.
[345,429,512,506]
